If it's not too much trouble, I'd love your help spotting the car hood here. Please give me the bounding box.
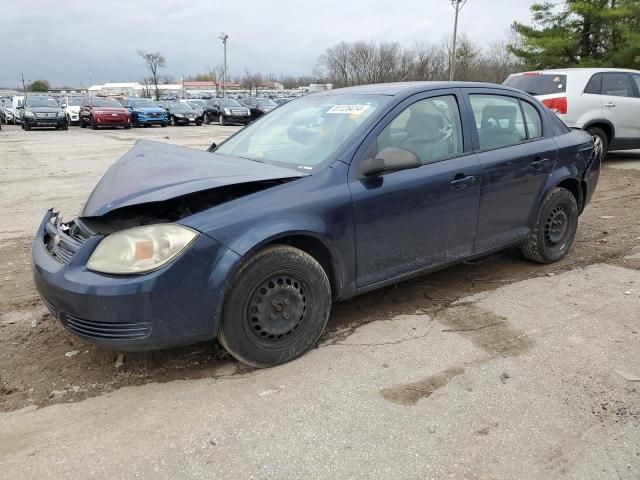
[27,106,62,113]
[82,139,307,217]
[136,107,165,114]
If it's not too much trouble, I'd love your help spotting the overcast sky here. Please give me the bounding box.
[0,0,537,88]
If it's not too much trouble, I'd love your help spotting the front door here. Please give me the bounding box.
[350,91,481,288]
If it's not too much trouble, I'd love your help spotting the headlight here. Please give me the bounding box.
[87,224,198,275]
[57,111,66,117]
[24,111,35,117]
[175,113,184,117]
[224,108,231,115]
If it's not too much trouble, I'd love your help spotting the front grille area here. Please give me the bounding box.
[43,214,92,264]
[62,314,151,340]
[230,108,248,116]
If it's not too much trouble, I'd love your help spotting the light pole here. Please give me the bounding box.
[218,32,229,98]
[449,0,467,81]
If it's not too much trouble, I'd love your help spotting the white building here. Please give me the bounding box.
[88,82,183,97]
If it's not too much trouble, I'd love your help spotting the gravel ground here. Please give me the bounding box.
[0,124,639,479]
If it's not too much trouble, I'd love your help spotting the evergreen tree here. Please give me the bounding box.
[510,0,640,69]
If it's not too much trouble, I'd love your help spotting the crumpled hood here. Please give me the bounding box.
[82,140,306,217]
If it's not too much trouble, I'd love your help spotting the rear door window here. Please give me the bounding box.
[632,74,640,97]
[584,73,603,94]
[469,94,527,150]
[602,73,634,97]
[503,74,567,96]
[521,101,543,139]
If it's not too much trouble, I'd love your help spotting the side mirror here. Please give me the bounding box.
[358,147,421,178]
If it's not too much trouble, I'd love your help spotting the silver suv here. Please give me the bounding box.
[504,68,640,159]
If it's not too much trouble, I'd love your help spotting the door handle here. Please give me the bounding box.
[530,157,550,170]
[449,175,475,189]
[604,102,616,108]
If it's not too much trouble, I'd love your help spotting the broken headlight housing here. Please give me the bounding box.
[87,224,198,274]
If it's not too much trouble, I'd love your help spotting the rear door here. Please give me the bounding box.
[601,72,640,146]
[465,89,557,252]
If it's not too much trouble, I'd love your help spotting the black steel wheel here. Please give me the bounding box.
[520,187,578,264]
[218,245,331,368]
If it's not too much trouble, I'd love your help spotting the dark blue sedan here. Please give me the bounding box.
[32,82,600,367]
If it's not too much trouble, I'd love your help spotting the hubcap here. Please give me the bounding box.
[544,206,569,246]
[592,135,603,159]
[246,275,307,342]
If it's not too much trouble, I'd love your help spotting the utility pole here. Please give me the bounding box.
[218,32,229,98]
[449,0,467,81]
[21,73,27,93]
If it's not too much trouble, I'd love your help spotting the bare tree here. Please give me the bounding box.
[137,50,166,100]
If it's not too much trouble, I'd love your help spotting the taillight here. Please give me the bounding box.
[542,97,567,114]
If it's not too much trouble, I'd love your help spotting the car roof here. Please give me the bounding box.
[315,81,522,96]
[511,67,640,75]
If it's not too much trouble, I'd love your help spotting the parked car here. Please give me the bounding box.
[241,97,278,120]
[161,101,203,126]
[32,82,599,367]
[6,96,24,124]
[122,98,168,127]
[504,68,640,159]
[20,95,68,130]
[79,97,130,129]
[203,98,251,125]
[59,96,84,125]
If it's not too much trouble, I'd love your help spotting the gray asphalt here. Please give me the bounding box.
[1,261,639,479]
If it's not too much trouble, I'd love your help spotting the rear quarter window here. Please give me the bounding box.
[504,74,567,95]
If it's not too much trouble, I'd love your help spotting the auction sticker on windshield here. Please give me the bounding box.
[327,104,370,115]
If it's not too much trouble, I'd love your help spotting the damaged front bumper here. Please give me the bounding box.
[32,210,240,351]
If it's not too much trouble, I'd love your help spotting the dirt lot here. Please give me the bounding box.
[1,123,639,414]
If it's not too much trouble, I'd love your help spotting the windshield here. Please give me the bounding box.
[188,100,207,107]
[169,102,192,109]
[93,98,122,107]
[220,99,242,107]
[215,94,389,169]
[504,73,567,96]
[133,99,159,108]
[256,98,277,107]
[25,97,58,108]
[67,97,83,106]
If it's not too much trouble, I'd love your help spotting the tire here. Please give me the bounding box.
[196,121,202,126]
[218,245,332,368]
[90,116,97,130]
[161,123,167,127]
[124,123,131,129]
[132,117,139,128]
[24,122,30,131]
[204,112,210,124]
[80,117,86,128]
[218,114,225,126]
[520,187,578,264]
[587,126,608,162]
[62,123,68,131]
[170,116,176,126]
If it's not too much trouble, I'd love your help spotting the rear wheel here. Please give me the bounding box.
[587,126,608,162]
[218,245,331,368]
[520,187,578,264]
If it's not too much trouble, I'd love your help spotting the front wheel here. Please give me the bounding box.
[218,245,331,368]
[520,187,578,264]
[204,112,210,124]
[90,116,97,130]
[218,114,225,126]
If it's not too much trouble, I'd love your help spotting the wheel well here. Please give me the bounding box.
[264,235,340,297]
[585,122,613,144]
[556,178,584,213]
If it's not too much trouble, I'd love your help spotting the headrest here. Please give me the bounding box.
[481,105,518,131]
